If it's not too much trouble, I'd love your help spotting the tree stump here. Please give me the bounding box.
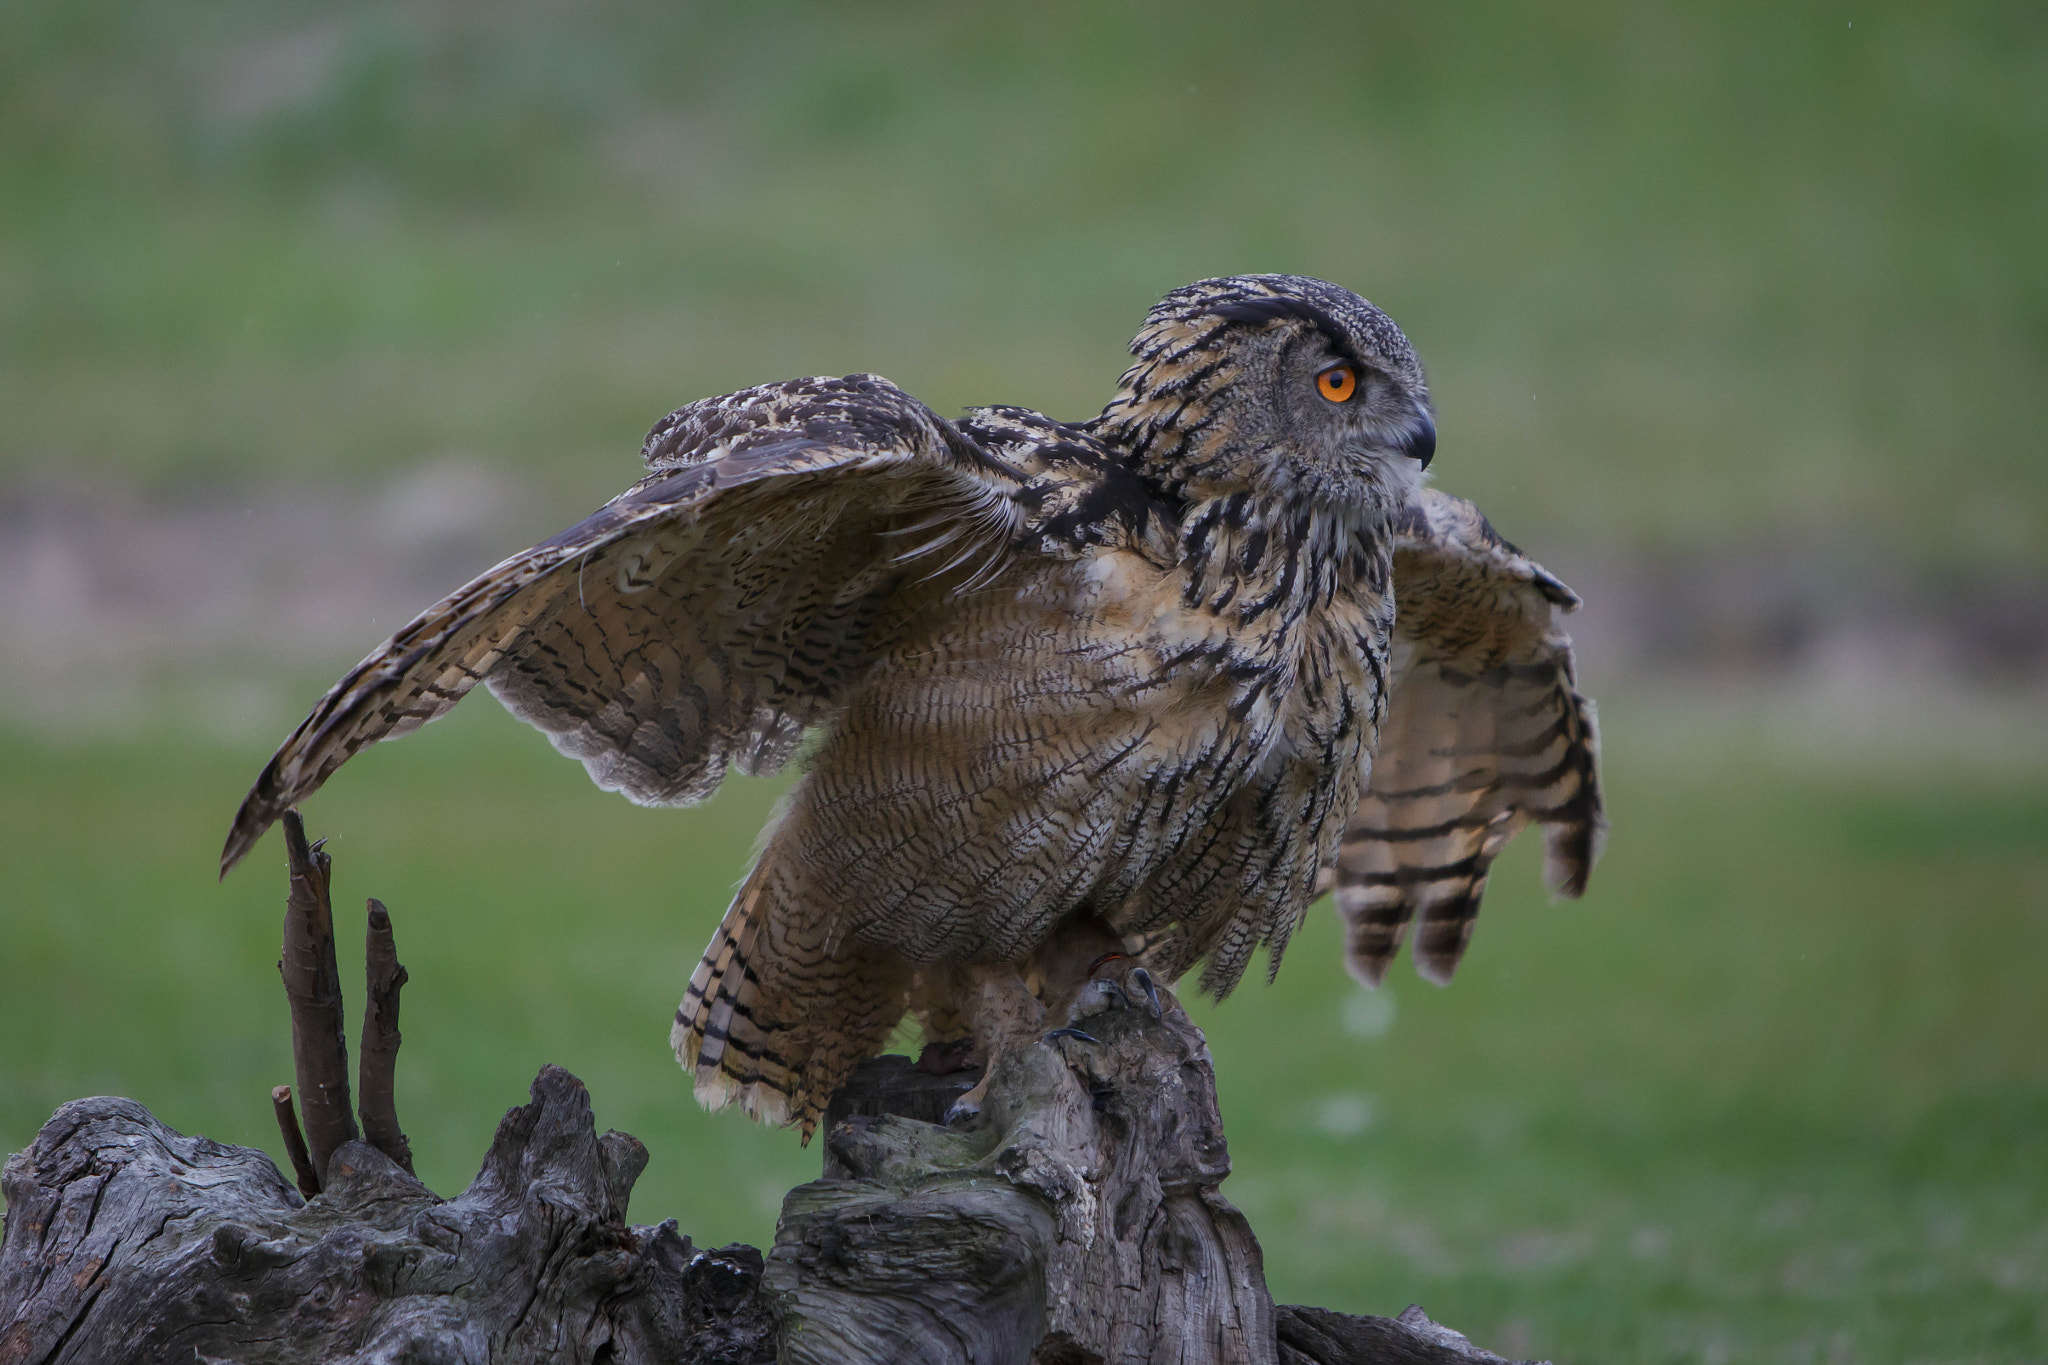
[0,1060,1535,1365]
[0,1067,773,1364]
[771,989,1270,1365]
[0,816,1542,1364]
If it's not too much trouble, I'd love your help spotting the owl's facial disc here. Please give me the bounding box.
[1269,329,1435,509]
[1106,275,1436,511]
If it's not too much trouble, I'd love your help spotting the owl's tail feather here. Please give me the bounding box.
[671,860,910,1142]
[673,866,797,1127]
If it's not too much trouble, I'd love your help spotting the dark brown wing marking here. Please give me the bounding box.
[1327,488,1605,987]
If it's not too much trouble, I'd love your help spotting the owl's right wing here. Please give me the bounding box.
[221,374,1027,876]
[1326,488,1605,988]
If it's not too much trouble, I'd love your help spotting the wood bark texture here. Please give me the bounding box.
[0,1067,776,1365]
[356,898,414,1176]
[772,987,1268,1365]
[2,1046,1540,1365]
[277,812,358,1179]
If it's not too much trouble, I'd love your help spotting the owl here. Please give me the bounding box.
[223,275,1604,1139]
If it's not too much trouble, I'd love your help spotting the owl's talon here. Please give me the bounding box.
[1042,1027,1099,1045]
[1128,966,1162,1019]
[942,1066,994,1126]
[1079,955,1164,1019]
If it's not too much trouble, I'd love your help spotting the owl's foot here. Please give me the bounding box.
[943,1076,989,1126]
[1072,953,1164,1020]
[1127,966,1163,1018]
[943,962,1047,1127]
[945,1027,1101,1123]
[916,1037,980,1076]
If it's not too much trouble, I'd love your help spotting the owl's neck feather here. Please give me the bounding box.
[1090,355,1400,631]
[1175,487,1390,631]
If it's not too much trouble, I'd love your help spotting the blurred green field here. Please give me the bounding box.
[2,700,2044,1363]
[5,1,2044,565]
[4,3,2047,1361]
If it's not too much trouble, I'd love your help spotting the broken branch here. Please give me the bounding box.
[278,810,357,1179]
[269,1084,320,1198]
[357,896,414,1174]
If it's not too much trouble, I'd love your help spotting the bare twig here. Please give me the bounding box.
[270,1084,321,1198]
[279,811,357,1178]
[358,897,414,1174]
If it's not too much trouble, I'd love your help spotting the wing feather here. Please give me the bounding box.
[1328,488,1605,987]
[221,375,1023,875]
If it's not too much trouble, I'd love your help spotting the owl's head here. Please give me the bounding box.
[1097,274,1435,516]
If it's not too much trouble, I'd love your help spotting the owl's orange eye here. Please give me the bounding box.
[1316,364,1358,403]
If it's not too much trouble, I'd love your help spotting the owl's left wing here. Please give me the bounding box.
[1326,488,1605,987]
[221,374,1027,877]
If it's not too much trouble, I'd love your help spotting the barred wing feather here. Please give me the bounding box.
[1328,488,1605,987]
[221,375,1021,876]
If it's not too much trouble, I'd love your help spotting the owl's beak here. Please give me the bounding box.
[1402,413,1436,471]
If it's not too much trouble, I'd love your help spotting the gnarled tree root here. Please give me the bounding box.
[0,1066,771,1365]
[3,1041,1536,1365]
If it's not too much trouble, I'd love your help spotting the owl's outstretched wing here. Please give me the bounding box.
[222,374,1024,876]
[1327,488,1605,987]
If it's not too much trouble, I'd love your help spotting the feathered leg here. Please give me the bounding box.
[938,963,1046,1125]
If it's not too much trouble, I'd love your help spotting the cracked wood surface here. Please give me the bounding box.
[771,986,1274,1365]
[2,1043,1540,1364]
[768,981,1543,1365]
[0,1066,774,1365]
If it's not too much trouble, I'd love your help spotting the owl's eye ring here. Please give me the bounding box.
[1315,364,1358,403]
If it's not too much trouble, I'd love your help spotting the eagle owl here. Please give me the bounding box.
[223,275,1604,1139]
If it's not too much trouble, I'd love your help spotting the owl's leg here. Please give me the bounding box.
[940,913,1168,1125]
[909,969,979,1076]
[941,963,1046,1125]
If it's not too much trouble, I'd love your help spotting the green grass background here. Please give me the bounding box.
[3,3,2046,1362]
[7,1,2044,562]
[3,702,2044,1362]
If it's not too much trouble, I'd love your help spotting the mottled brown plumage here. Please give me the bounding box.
[223,275,1604,1139]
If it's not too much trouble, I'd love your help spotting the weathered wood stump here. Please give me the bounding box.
[0,816,1542,1363]
[773,990,1269,1365]
[0,1047,1533,1365]
[0,1067,773,1364]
